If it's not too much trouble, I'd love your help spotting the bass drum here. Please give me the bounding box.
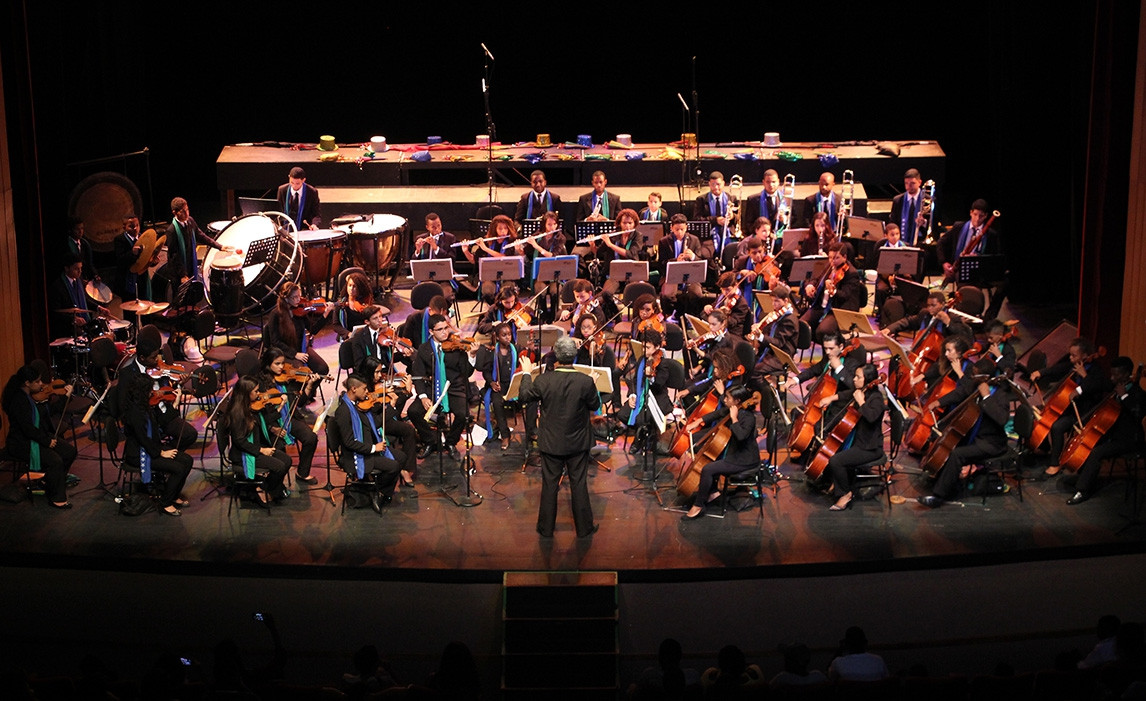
[202,213,300,316]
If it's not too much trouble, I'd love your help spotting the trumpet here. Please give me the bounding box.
[920,179,936,244]
[728,174,744,239]
[776,174,796,234]
[837,169,854,235]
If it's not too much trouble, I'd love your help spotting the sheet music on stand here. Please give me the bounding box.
[242,235,279,268]
[781,227,808,253]
[505,367,542,401]
[467,219,493,238]
[573,364,614,394]
[957,254,1006,286]
[788,255,828,289]
[665,260,707,289]
[574,221,615,244]
[609,260,649,283]
[876,247,924,279]
[520,219,563,237]
[684,220,710,239]
[647,388,668,434]
[410,259,456,283]
[533,255,578,284]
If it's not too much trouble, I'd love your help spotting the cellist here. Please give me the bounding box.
[1029,337,1112,475]
[1062,356,1144,504]
[784,332,861,423]
[918,359,1012,508]
[679,385,760,520]
[881,291,970,342]
[823,364,887,512]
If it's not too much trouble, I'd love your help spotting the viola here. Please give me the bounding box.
[676,391,762,498]
[805,374,886,481]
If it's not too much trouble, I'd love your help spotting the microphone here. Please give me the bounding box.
[676,93,689,110]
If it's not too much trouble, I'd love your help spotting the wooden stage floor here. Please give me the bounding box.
[3,290,1144,582]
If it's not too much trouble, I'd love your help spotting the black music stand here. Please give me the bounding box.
[533,256,578,343]
[781,227,808,254]
[957,254,1007,286]
[520,219,563,237]
[877,247,924,280]
[637,223,665,249]
[411,259,461,323]
[665,260,707,289]
[788,256,828,289]
[573,221,614,244]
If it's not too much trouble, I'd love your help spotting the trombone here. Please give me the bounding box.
[776,174,796,235]
[920,179,937,244]
[837,169,854,235]
[728,174,744,239]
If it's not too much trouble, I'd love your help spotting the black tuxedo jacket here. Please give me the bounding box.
[801,192,841,228]
[575,191,622,221]
[514,190,563,222]
[277,182,322,229]
[411,340,473,400]
[890,191,926,245]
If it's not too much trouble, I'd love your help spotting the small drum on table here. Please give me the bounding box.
[295,229,347,299]
[340,214,408,293]
[202,213,301,321]
[49,337,90,377]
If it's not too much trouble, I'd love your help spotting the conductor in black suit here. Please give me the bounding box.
[276,166,322,231]
[519,336,601,538]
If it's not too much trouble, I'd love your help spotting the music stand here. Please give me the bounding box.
[832,308,877,337]
[877,247,924,280]
[636,223,664,249]
[684,220,709,239]
[768,343,802,377]
[889,275,930,316]
[238,196,277,216]
[957,254,1007,286]
[520,219,562,237]
[478,256,524,293]
[847,216,883,241]
[410,258,455,284]
[609,260,650,284]
[781,227,808,253]
[574,221,615,244]
[665,260,707,289]
[532,255,578,286]
[788,256,828,289]
[843,234,877,270]
[752,289,774,313]
[467,219,493,238]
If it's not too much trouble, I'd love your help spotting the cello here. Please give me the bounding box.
[918,391,982,478]
[805,374,886,481]
[889,294,960,401]
[676,391,761,498]
[1057,365,1141,472]
[1027,346,1106,451]
[903,374,957,455]
[667,366,744,459]
[786,336,861,453]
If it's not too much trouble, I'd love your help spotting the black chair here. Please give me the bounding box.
[220,434,271,517]
[662,322,685,357]
[795,320,812,362]
[954,285,986,320]
[973,400,1034,504]
[335,266,366,301]
[410,281,447,311]
[182,365,222,426]
[234,348,261,379]
[0,445,35,505]
[336,340,356,387]
[327,420,380,517]
[852,399,907,509]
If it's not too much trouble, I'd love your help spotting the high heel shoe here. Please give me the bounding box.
[829,494,853,511]
[681,507,704,521]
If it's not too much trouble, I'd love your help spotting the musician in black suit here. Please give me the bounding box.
[889,168,927,246]
[518,336,601,538]
[333,374,403,511]
[743,169,782,231]
[276,166,322,231]
[2,364,77,508]
[658,213,704,319]
[938,199,1001,283]
[801,242,867,342]
[784,332,862,423]
[409,313,474,459]
[822,364,887,511]
[514,170,563,223]
[801,172,841,228]
[476,323,537,450]
[401,294,455,350]
[160,197,230,288]
[752,283,799,376]
[412,212,457,260]
[119,371,193,516]
[1062,356,1145,504]
[919,359,1012,507]
[349,305,392,371]
[116,326,198,451]
[48,252,107,340]
[575,170,622,222]
[114,214,153,306]
[692,170,739,265]
[680,385,761,520]
[881,290,970,341]
[65,217,97,281]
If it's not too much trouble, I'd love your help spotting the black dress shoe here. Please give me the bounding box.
[577,524,600,538]
[448,446,461,462]
[917,495,944,508]
[417,445,436,460]
[1066,491,1090,505]
[296,474,318,485]
[370,492,383,514]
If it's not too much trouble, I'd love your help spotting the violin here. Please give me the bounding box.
[504,302,535,329]
[686,331,718,351]
[250,388,285,410]
[275,362,330,384]
[32,379,69,403]
[356,387,399,411]
[292,297,331,317]
[377,327,415,356]
[441,334,476,353]
[635,314,666,338]
[147,361,186,380]
[149,388,178,407]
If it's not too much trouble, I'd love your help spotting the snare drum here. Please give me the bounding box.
[49,337,89,374]
[345,214,407,275]
[202,213,301,315]
[295,229,347,288]
[84,317,111,339]
[108,318,134,344]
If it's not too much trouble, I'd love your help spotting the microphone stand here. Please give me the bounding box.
[480,42,497,221]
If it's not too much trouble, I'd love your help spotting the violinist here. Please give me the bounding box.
[2,364,77,509]
[703,272,751,338]
[258,348,320,485]
[115,326,198,452]
[412,213,457,260]
[800,241,866,343]
[575,313,620,409]
[734,236,783,321]
[409,314,475,460]
[356,356,419,493]
[119,372,193,516]
[262,281,333,394]
[402,294,455,350]
[657,214,703,321]
[687,310,740,380]
[557,279,607,337]
[822,364,886,511]
[632,294,667,340]
[680,385,760,520]
[333,271,376,340]
[221,376,292,506]
[751,283,799,376]
[1062,356,1144,505]
[676,347,747,410]
[918,359,1012,508]
[350,305,404,371]
[476,322,537,450]
[1031,338,1113,475]
[333,374,403,512]
[619,329,673,455]
[477,284,527,344]
[784,332,861,422]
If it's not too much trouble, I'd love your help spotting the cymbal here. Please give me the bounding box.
[131,228,167,274]
[120,300,170,314]
[85,279,113,304]
[54,307,89,314]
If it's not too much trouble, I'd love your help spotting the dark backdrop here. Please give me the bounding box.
[5,1,1139,310]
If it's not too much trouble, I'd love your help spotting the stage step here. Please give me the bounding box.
[501,571,618,698]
